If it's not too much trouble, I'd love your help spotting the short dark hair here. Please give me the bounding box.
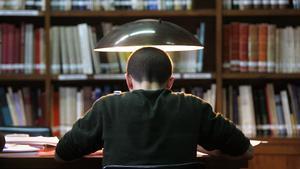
[126,47,173,84]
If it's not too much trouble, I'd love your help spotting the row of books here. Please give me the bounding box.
[0,0,45,10]
[51,0,193,11]
[51,84,215,137]
[223,0,297,10]
[223,23,300,73]
[223,84,300,137]
[51,22,205,75]
[0,87,46,127]
[0,23,46,74]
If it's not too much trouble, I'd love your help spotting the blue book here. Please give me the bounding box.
[0,88,13,126]
[148,0,158,10]
[197,22,205,72]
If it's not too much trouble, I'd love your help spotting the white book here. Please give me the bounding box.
[78,23,93,74]
[238,85,256,137]
[286,27,295,73]
[65,26,77,74]
[76,90,84,119]
[25,24,34,74]
[59,87,67,135]
[89,26,102,74]
[275,28,280,73]
[296,27,300,72]
[59,26,70,74]
[67,87,77,127]
[280,90,293,137]
[73,26,83,74]
[181,50,198,73]
[279,28,287,73]
[267,25,276,73]
[50,27,61,74]
[17,90,27,126]
[132,0,144,10]
[203,89,211,105]
[210,84,216,112]
[6,88,18,126]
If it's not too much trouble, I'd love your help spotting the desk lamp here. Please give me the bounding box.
[94,19,203,52]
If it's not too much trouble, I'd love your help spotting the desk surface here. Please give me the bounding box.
[0,149,248,169]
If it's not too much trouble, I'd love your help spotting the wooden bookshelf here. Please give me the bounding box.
[222,73,300,79]
[223,9,300,16]
[0,0,300,168]
[50,9,216,17]
[1,0,300,162]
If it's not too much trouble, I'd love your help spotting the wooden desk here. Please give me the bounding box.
[0,150,248,169]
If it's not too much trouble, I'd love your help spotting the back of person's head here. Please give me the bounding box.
[126,47,173,85]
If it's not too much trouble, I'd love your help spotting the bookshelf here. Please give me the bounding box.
[0,0,300,168]
[1,0,300,143]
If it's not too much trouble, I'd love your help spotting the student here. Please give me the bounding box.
[55,47,253,166]
[0,132,5,152]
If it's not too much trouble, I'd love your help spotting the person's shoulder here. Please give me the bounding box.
[94,91,129,103]
[171,91,207,102]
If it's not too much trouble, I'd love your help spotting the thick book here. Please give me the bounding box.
[239,23,249,72]
[248,24,258,72]
[230,23,240,72]
[265,83,279,136]
[258,24,268,72]
[238,85,256,137]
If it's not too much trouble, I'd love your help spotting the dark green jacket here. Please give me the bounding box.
[56,89,249,166]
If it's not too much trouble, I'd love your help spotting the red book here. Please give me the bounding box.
[52,91,60,137]
[7,24,14,74]
[230,23,240,72]
[20,23,26,74]
[223,24,230,72]
[2,24,9,73]
[239,23,249,72]
[14,26,21,74]
[34,28,40,74]
[258,24,268,72]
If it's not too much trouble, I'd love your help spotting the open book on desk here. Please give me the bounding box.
[3,135,59,153]
[196,139,267,157]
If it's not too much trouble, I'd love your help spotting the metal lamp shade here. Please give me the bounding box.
[94,19,203,52]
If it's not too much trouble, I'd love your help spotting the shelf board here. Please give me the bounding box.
[223,9,300,16]
[0,10,45,17]
[51,9,216,17]
[222,72,300,79]
[0,75,47,81]
[52,73,215,81]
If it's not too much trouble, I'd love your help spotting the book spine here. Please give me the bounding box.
[262,0,270,8]
[267,25,276,73]
[197,22,205,72]
[230,23,240,72]
[270,0,278,8]
[253,0,262,8]
[239,23,249,72]
[223,25,231,72]
[258,24,268,72]
[25,0,35,9]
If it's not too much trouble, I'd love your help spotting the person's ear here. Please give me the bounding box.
[125,73,133,91]
[166,76,174,90]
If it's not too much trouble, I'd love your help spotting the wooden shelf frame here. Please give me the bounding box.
[51,9,216,17]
